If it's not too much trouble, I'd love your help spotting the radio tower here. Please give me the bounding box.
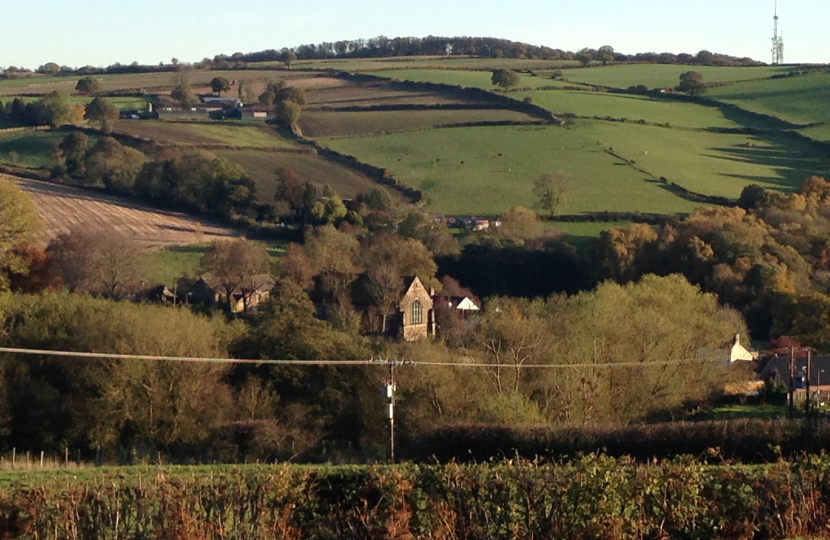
[772,0,784,64]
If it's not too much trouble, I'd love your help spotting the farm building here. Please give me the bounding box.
[187,274,275,313]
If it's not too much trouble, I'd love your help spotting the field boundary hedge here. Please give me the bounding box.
[3,455,830,539]
[335,71,561,124]
[401,419,830,463]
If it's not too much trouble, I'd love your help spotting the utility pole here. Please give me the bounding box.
[806,348,813,418]
[385,361,396,463]
[789,346,795,418]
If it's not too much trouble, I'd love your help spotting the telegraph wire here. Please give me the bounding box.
[0,347,727,369]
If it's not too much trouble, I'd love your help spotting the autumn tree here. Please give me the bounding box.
[304,225,360,329]
[75,77,101,95]
[171,80,197,107]
[276,99,302,126]
[283,50,297,68]
[201,239,271,313]
[533,170,573,217]
[210,77,230,96]
[491,69,520,89]
[274,167,306,218]
[39,91,79,126]
[575,49,593,66]
[0,177,42,289]
[84,96,119,131]
[498,206,544,241]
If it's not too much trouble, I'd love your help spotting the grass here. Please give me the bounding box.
[706,72,830,127]
[368,70,567,90]
[213,149,385,201]
[560,64,790,89]
[580,121,830,199]
[689,404,793,421]
[144,241,287,287]
[0,131,68,169]
[799,123,830,142]
[1,94,152,110]
[322,121,830,216]
[298,108,537,137]
[322,124,701,216]
[526,90,755,129]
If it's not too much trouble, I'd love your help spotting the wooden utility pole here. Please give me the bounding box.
[806,348,813,418]
[789,346,795,418]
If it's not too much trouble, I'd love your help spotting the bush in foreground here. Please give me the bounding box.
[2,454,830,539]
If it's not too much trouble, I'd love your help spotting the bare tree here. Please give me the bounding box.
[533,171,573,217]
[201,239,271,313]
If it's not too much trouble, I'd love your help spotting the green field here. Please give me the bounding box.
[322,121,830,216]
[560,64,789,89]
[0,130,67,168]
[707,72,830,128]
[799,123,830,142]
[322,125,700,215]
[299,108,537,137]
[368,69,571,90]
[526,90,754,129]
[2,94,152,110]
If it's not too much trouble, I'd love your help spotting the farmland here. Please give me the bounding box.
[112,121,296,147]
[369,69,574,89]
[706,71,830,127]
[298,108,538,137]
[558,64,789,89]
[6,175,239,248]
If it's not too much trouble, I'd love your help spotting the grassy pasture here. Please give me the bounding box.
[298,109,537,137]
[706,72,830,127]
[306,84,468,108]
[213,149,385,201]
[579,121,830,198]
[526,90,753,129]
[112,121,296,147]
[560,64,789,89]
[1,94,151,110]
[369,69,566,90]
[0,130,67,168]
[321,125,700,216]
[799,123,830,142]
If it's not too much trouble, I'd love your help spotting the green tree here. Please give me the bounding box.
[75,77,101,95]
[276,99,302,126]
[39,91,77,126]
[679,71,707,95]
[259,90,276,105]
[84,137,148,191]
[491,69,520,89]
[576,49,593,67]
[57,132,90,175]
[210,77,230,96]
[171,82,197,107]
[533,170,573,217]
[598,45,615,65]
[84,96,119,132]
[200,239,271,313]
[0,178,42,289]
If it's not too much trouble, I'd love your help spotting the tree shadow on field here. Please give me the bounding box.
[703,137,829,190]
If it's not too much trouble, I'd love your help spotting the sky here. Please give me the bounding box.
[2,0,828,69]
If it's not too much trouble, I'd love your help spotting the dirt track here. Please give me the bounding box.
[6,175,240,248]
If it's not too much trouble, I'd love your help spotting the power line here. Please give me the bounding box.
[0,346,726,369]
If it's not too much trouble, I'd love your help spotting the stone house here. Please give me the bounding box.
[395,276,435,341]
[187,274,275,313]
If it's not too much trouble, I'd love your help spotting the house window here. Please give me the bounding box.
[411,300,423,325]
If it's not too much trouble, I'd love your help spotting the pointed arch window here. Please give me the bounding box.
[411,300,423,325]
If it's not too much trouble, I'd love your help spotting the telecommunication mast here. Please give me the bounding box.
[772,0,784,65]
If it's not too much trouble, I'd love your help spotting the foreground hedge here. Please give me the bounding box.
[3,454,830,539]
[402,419,828,463]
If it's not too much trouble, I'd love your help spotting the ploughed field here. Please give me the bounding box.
[6,175,239,248]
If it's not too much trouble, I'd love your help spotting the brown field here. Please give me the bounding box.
[298,109,538,137]
[8,176,240,248]
[112,121,296,147]
[215,149,390,201]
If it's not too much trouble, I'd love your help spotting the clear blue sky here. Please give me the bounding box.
[2,0,827,69]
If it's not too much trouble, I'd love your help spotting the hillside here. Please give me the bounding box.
[5,174,239,248]
[1,56,828,227]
